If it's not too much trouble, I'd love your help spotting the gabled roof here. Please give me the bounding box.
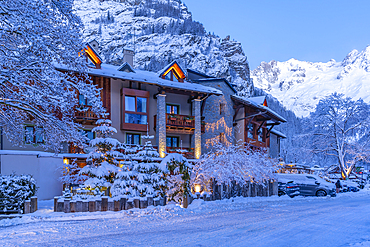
[249,96,268,107]
[187,68,213,79]
[231,95,287,123]
[117,62,135,73]
[84,43,102,67]
[157,61,186,80]
[187,69,237,93]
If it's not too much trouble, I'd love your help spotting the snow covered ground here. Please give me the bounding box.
[1,190,370,247]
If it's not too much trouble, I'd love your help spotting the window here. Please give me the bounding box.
[82,129,94,143]
[166,136,179,148]
[121,88,149,131]
[220,103,225,115]
[166,104,179,114]
[78,94,91,106]
[247,123,254,139]
[126,133,141,145]
[219,133,225,144]
[163,69,180,82]
[25,126,44,144]
[257,128,264,142]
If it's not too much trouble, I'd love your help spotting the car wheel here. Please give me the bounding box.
[278,191,285,197]
[316,190,327,197]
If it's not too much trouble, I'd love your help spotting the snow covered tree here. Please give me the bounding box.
[159,153,192,203]
[306,93,370,179]
[59,159,86,187]
[80,119,121,194]
[112,143,139,197]
[192,142,277,191]
[132,141,165,198]
[0,0,105,151]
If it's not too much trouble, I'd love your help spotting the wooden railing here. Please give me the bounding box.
[154,114,205,132]
[75,106,99,123]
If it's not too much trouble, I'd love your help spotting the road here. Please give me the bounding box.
[1,193,370,247]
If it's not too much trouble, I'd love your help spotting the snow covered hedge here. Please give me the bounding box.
[0,174,37,206]
[192,143,278,191]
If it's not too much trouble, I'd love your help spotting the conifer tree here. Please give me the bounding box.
[80,119,121,193]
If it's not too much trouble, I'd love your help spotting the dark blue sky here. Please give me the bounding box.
[184,0,370,70]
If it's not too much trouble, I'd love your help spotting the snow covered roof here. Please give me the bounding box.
[187,69,237,93]
[270,129,287,138]
[117,62,135,73]
[231,95,287,123]
[249,96,267,106]
[193,78,237,93]
[56,63,222,95]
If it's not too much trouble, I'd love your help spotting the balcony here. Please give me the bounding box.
[75,106,99,124]
[154,114,205,134]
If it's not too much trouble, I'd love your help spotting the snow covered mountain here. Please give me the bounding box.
[251,46,370,117]
[74,0,253,96]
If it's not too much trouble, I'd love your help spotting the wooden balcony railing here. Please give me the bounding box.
[75,106,99,124]
[154,114,205,133]
[166,147,195,159]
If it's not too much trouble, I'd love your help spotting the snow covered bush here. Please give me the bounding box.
[159,153,192,203]
[0,174,37,210]
[192,143,278,191]
[80,119,122,194]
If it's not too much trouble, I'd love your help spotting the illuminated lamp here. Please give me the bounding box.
[63,158,69,165]
[194,184,201,193]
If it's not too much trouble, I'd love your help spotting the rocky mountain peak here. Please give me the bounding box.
[74,0,253,96]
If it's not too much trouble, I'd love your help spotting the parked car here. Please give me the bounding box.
[277,173,336,197]
[278,181,300,198]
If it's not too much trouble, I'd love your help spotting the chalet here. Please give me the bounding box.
[0,41,287,199]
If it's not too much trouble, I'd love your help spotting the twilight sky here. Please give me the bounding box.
[184,0,370,70]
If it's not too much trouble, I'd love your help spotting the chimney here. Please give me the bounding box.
[123,49,134,67]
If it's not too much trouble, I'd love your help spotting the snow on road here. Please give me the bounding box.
[1,191,370,247]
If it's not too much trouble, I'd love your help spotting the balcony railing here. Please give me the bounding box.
[75,106,99,123]
[154,114,205,133]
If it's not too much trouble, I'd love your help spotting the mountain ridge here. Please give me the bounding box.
[252,45,370,117]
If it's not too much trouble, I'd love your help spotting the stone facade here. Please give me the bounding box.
[156,94,166,158]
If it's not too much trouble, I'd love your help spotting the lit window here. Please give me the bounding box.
[121,88,149,131]
[124,96,148,124]
[166,104,179,114]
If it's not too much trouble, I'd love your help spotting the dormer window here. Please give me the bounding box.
[159,61,186,82]
[164,69,180,82]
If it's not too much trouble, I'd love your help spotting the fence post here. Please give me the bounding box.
[147,196,153,207]
[89,200,96,212]
[96,199,102,211]
[82,200,88,212]
[64,199,70,213]
[54,197,58,212]
[24,200,31,214]
[120,197,127,210]
[101,197,108,211]
[70,200,76,213]
[126,199,134,209]
[273,180,278,195]
[133,198,140,208]
[139,198,148,209]
[76,200,82,212]
[57,200,64,212]
[114,199,120,211]
[30,196,37,213]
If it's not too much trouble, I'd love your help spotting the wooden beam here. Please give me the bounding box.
[232,104,244,122]
[256,120,266,132]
